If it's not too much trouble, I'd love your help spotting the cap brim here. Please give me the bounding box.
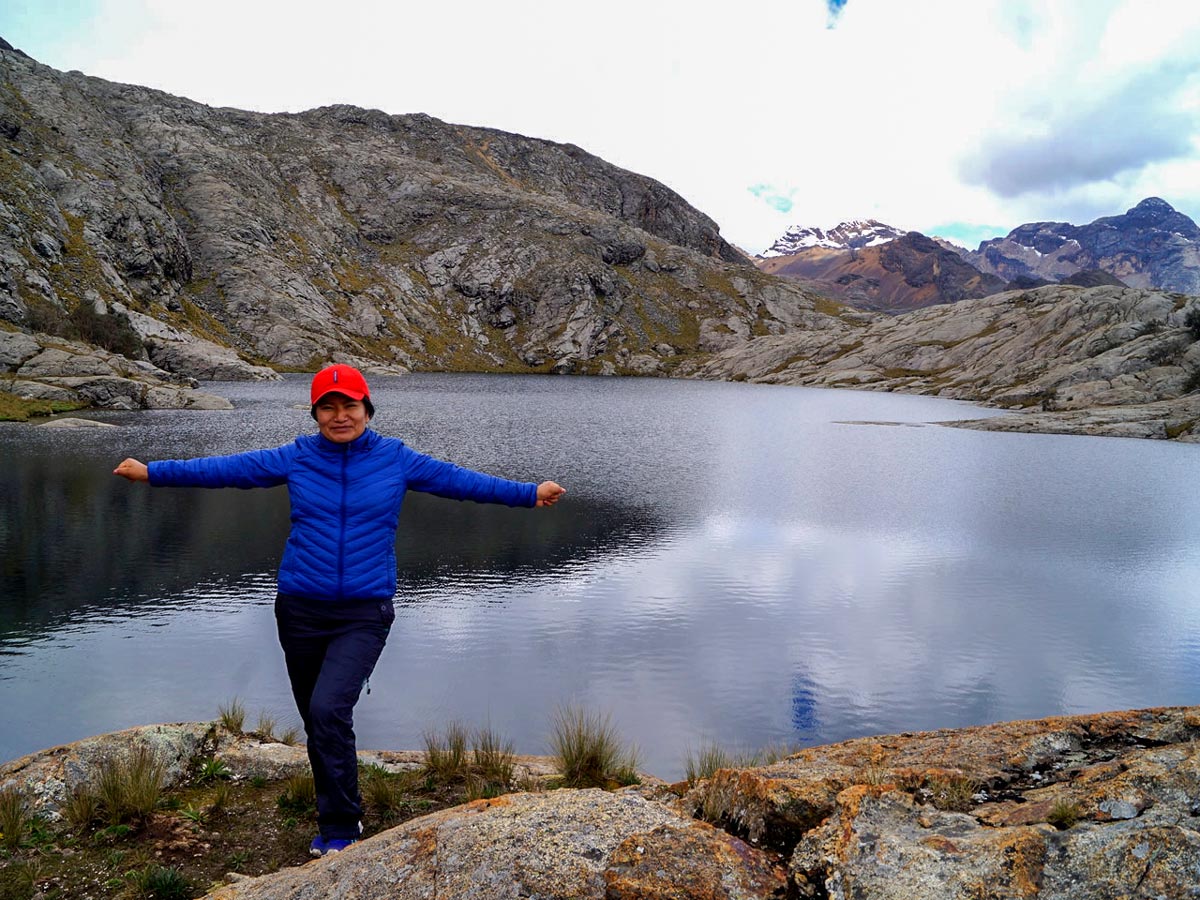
[312,388,367,403]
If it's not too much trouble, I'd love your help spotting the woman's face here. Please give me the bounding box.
[315,393,370,443]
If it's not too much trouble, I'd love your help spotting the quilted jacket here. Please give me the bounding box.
[148,429,537,601]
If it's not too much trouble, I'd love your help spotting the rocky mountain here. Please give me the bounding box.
[0,38,844,405]
[962,197,1200,294]
[756,231,1007,312]
[680,282,1200,441]
[760,218,906,256]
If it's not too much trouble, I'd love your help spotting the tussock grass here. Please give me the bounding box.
[95,746,166,826]
[550,705,640,789]
[927,773,979,812]
[276,773,316,814]
[423,722,469,782]
[0,786,34,851]
[217,699,246,733]
[254,713,278,742]
[127,863,191,900]
[683,739,796,786]
[421,723,517,798]
[62,784,101,831]
[278,726,301,746]
[1047,798,1082,830]
[472,726,516,789]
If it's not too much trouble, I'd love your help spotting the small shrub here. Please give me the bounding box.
[67,304,144,359]
[217,699,246,733]
[249,776,268,789]
[0,786,33,851]
[1047,798,1082,830]
[277,773,316,814]
[1186,306,1200,340]
[95,745,165,826]
[550,705,640,789]
[127,863,191,900]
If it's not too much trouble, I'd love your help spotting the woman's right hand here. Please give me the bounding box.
[113,458,150,482]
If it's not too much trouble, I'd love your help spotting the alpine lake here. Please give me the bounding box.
[3,373,1200,780]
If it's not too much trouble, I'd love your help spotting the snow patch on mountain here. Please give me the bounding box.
[760,219,907,257]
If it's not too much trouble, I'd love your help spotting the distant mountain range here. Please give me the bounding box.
[758,198,1200,311]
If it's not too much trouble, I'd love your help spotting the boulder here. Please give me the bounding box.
[202,789,787,900]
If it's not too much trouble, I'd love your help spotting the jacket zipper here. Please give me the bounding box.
[337,445,348,600]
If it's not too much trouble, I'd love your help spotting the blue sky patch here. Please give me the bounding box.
[927,221,1008,249]
[748,183,796,214]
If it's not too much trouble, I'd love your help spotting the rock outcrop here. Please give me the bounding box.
[0,326,234,410]
[686,707,1200,900]
[5,708,1198,899]
[205,790,788,900]
[685,284,1200,441]
[0,40,838,389]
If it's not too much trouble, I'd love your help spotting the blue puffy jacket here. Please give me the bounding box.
[148,429,537,601]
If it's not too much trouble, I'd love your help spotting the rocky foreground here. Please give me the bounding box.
[4,707,1198,899]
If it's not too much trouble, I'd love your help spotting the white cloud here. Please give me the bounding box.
[6,0,1200,252]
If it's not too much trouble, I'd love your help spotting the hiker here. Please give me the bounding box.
[113,364,565,856]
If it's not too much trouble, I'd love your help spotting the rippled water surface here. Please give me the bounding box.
[3,374,1200,779]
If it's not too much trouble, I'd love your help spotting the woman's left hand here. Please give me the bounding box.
[536,481,566,507]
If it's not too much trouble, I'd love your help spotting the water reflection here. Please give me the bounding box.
[2,375,1200,780]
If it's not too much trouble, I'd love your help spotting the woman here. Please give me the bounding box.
[114,364,565,856]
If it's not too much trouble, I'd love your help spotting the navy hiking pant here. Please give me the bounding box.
[275,594,395,840]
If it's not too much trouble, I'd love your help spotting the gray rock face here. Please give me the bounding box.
[0,329,233,410]
[203,789,787,900]
[686,284,1200,441]
[0,44,830,380]
[4,709,1198,899]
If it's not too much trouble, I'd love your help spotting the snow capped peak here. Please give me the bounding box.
[760,219,907,257]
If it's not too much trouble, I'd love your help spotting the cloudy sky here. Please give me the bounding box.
[3,0,1199,253]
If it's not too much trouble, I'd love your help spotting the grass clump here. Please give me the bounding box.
[276,773,316,814]
[127,863,191,900]
[62,784,101,831]
[254,712,278,742]
[95,745,166,826]
[421,723,517,799]
[1047,798,1082,830]
[927,773,979,812]
[0,786,34,852]
[423,721,469,782]
[550,705,640,789]
[217,698,246,733]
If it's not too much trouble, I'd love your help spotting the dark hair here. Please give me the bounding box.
[310,396,375,419]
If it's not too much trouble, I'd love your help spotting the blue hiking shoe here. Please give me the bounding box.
[310,822,362,857]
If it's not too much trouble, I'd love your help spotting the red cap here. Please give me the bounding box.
[310,364,371,407]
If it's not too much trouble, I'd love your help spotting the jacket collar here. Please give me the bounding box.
[313,427,380,454]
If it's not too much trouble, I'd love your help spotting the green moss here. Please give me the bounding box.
[1165,419,1197,440]
[0,389,89,421]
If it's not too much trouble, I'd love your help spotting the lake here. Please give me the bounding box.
[2,373,1200,780]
